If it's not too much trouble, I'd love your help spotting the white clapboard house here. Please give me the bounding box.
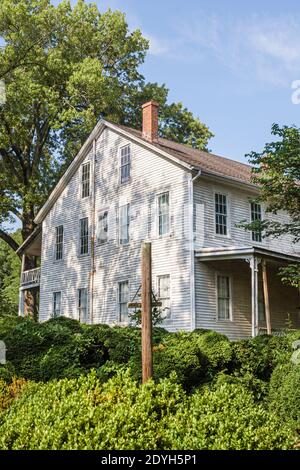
[17,101,300,339]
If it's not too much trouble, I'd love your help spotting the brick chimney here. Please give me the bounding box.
[142,101,159,142]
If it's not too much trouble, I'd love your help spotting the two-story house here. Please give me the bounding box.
[17,101,300,339]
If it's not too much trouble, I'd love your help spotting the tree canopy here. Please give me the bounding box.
[245,124,300,287]
[0,0,213,254]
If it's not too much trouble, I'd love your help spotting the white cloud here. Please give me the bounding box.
[144,33,170,56]
[176,13,300,86]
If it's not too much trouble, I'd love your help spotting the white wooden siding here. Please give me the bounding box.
[39,128,192,331]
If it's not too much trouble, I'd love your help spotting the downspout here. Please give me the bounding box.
[90,139,97,324]
[189,169,202,331]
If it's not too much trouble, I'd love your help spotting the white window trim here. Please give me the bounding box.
[54,224,64,262]
[81,161,91,199]
[77,287,89,323]
[117,279,130,325]
[249,201,264,245]
[156,191,171,238]
[119,143,131,185]
[213,190,231,239]
[52,291,62,318]
[215,272,233,322]
[78,216,90,257]
[156,273,172,323]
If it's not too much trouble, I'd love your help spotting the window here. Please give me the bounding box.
[251,202,262,242]
[118,281,129,322]
[79,217,89,255]
[217,275,231,320]
[81,162,90,198]
[120,145,131,184]
[157,275,171,319]
[53,291,62,317]
[97,211,108,244]
[215,193,228,235]
[55,225,63,260]
[78,288,88,322]
[119,204,130,244]
[158,192,170,236]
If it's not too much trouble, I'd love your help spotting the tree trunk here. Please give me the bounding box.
[22,208,38,319]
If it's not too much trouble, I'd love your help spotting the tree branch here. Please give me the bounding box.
[0,229,21,256]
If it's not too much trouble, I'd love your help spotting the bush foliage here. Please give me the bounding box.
[0,315,299,450]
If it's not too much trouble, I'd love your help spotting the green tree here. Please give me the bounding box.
[0,230,21,316]
[0,0,213,260]
[245,124,300,287]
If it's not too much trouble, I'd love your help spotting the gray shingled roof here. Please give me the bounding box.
[117,124,253,184]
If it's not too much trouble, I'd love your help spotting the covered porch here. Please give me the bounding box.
[195,246,300,338]
[17,226,42,318]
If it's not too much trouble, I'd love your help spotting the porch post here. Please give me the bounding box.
[249,256,260,337]
[18,255,26,317]
[262,259,272,335]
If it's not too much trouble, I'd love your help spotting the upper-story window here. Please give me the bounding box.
[97,210,108,244]
[251,202,262,242]
[55,225,63,260]
[81,162,90,198]
[215,193,228,236]
[120,145,131,184]
[119,203,130,244]
[79,217,89,255]
[158,192,170,236]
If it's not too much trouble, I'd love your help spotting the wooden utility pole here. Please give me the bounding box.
[141,242,153,383]
[262,259,271,335]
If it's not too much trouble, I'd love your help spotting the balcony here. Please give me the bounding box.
[21,267,41,288]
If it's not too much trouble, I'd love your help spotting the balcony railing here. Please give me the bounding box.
[21,267,41,287]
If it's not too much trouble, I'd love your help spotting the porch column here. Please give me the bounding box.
[249,256,260,337]
[262,259,272,335]
[18,255,26,317]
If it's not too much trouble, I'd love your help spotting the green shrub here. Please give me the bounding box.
[0,371,294,450]
[269,363,300,429]
[147,332,208,388]
[163,382,294,450]
[232,334,290,380]
[192,330,233,377]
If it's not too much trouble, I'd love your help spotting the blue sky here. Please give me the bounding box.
[94,0,300,163]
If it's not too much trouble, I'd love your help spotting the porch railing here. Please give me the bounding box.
[21,267,41,287]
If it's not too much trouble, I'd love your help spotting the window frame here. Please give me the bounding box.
[52,291,62,318]
[118,280,130,323]
[119,144,131,185]
[157,274,171,321]
[215,273,233,321]
[214,191,230,237]
[54,225,64,261]
[77,287,89,323]
[81,161,91,199]
[79,217,89,256]
[250,201,263,243]
[119,203,130,245]
[157,191,170,237]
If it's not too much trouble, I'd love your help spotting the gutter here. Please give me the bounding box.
[189,170,202,331]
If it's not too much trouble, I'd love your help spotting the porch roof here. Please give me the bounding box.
[195,245,300,264]
[16,225,42,257]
